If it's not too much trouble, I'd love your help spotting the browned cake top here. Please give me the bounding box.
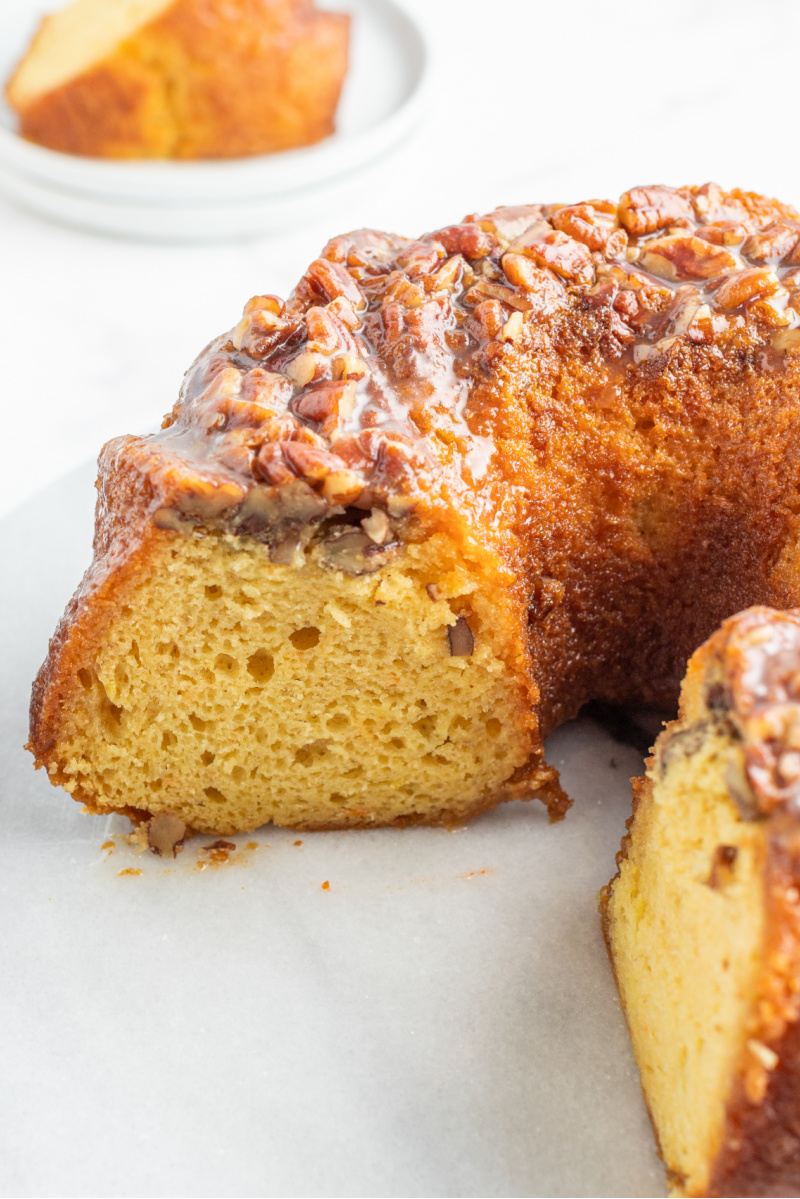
[132,183,800,556]
[103,184,800,729]
[704,607,800,816]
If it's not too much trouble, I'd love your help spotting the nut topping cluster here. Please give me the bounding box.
[704,609,800,816]
[144,184,800,569]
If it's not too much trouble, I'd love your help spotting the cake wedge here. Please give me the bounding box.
[602,607,800,1198]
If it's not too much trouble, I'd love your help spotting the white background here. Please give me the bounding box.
[3,0,800,519]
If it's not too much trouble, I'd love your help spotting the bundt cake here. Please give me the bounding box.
[6,0,350,159]
[602,607,800,1199]
[28,183,800,837]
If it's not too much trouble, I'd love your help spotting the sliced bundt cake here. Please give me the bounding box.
[28,184,800,835]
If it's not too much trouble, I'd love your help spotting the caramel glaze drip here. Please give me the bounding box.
[110,182,800,732]
[705,608,800,817]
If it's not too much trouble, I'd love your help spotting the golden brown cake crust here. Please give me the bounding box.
[699,610,800,1198]
[8,0,350,159]
[603,608,800,1198]
[708,824,800,1198]
[85,185,800,725]
[27,184,800,829]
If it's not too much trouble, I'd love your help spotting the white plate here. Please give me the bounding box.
[0,0,431,239]
[0,144,409,241]
[0,462,666,1198]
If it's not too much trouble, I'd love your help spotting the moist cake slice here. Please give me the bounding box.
[603,607,800,1198]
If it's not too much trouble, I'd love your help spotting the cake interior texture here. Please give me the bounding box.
[8,0,172,107]
[50,527,533,834]
[603,726,766,1197]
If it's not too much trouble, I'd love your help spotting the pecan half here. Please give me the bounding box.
[514,230,594,284]
[243,293,284,317]
[282,442,347,482]
[426,255,464,293]
[326,295,360,330]
[713,268,780,310]
[448,616,474,656]
[551,203,627,258]
[332,353,368,382]
[618,186,694,236]
[639,235,738,281]
[173,474,245,520]
[501,253,566,306]
[435,223,493,259]
[255,442,295,485]
[231,307,286,352]
[612,288,653,331]
[319,528,398,574]
[295,381,357,424]
[470,299,505,339]
[237,479,326,532]
[147,813,187,858]
[305,307,341,354]
[396,240,444,277]
[475,205,545,244]
[241,369,293,412]
[465,280,533,312]
[742,222,800,264]
[697,222,748,247]
[306,259,366,309]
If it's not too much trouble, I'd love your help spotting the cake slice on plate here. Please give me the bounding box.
[6,0,350,158]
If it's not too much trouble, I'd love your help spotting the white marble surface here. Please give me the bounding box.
[4,0,800,520]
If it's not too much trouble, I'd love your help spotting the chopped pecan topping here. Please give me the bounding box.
[470,299,505,339]
[500,311,526,343]
[703,609,800,816]
[144,185,800,569]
